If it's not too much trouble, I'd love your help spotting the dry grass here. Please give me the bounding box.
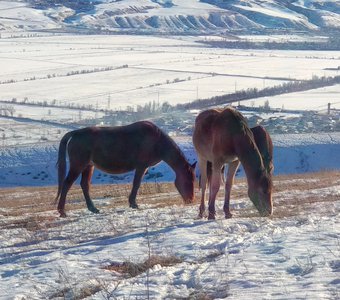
[0,170,339,231]
[0,181,199,233]
[0,181,188,215]
[104,255,183,278]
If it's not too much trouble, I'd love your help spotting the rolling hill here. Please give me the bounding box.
[0,0,339,34]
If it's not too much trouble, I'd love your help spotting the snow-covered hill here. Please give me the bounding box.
[1,0,339,34]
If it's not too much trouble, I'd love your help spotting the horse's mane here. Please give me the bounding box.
[157,126,189,166]
[222,108,271,180]
[227,108,259,152]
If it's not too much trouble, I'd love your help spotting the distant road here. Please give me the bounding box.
[129,66,297,82]
[0,115,78,130]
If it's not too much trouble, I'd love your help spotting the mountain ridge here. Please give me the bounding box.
[0,0,339,34]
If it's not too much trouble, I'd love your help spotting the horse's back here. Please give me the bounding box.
[194,107,248,135]
[66,127,97,155]
[193,109,219,158]
[193,107,246,161]
[68,122,160,149]
[67,122,163,173]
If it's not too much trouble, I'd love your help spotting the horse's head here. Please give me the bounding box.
[248,172,273,217]
[175,162,196,204]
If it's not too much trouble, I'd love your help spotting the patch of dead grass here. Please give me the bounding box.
[0,171,339,224]
[104,255,183,278]
[1,214,57,231]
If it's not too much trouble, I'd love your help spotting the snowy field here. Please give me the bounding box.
[0,34,339,111]
[241,84,340,111]
[0,33,340,299]
[0,171,339,299]
[0,34,340,151]
[0,117,73,147]
[1,132,340,187]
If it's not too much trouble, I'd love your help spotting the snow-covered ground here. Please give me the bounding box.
[0,35,339,111]
[1,132,340,188]
[0,170,339,299]
[1,0,339,33]
[0,1,59,32]
[241,84,340,111]
[1,34,339,151]
[0,28,339,299]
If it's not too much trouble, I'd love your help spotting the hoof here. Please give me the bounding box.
[129,203,139,209]
[225,212,233,219]
[208,214,216,220]
[198,211,205,219]
[89,207,100,214]
[59,210,67,218]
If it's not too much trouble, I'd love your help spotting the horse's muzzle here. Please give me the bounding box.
[259,206,273,217]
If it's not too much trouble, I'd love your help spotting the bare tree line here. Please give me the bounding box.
[202,34,340,51]
[0,65,128,86]
[175,75,340,110]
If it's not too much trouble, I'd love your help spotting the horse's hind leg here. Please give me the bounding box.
[57,169,81,217]
[129,167,147,209]
[198,158,208,218]
[224,161,240,219]
[208,164,222,220]
[81,165,99,214]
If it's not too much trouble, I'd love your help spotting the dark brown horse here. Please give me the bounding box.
[55,121,196,217]
[193,107,273,219]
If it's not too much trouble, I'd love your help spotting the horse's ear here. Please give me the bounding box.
[190,161,197,169]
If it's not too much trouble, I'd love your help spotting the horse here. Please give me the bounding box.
[203,125,274,218]
[55,121,196,217]
[193,107,273,219]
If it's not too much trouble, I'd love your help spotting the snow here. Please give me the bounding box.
[95,0,223,17]
[0,174,339,299]
[1,132,340,187]
[233,2,302,21]
[0,35,339,111]
[0,1,59,31]
[241,84,340,111]
[3,126,340,297]
[1,0,339,33]
[0,12,339,297]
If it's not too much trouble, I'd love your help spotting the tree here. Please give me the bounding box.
[263,100,270,111]
[161,102,172,113]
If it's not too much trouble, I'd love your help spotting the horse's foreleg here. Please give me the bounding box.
[81,165,99,214]
[129,167,147,209]
[208,166,221,220]
[224,160,240,219]
[57,169,81,217]
[198,159,208,218]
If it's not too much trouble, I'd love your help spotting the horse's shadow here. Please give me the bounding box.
[64,220,208,256]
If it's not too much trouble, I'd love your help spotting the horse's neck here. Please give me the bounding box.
[159,135,187,175]
[234,134,263,180]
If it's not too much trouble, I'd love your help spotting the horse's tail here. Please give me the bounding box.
[221,165,225,184]
[54,131,74,204]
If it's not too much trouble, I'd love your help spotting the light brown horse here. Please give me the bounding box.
[193,107,273,219]
[55,121,196,217]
